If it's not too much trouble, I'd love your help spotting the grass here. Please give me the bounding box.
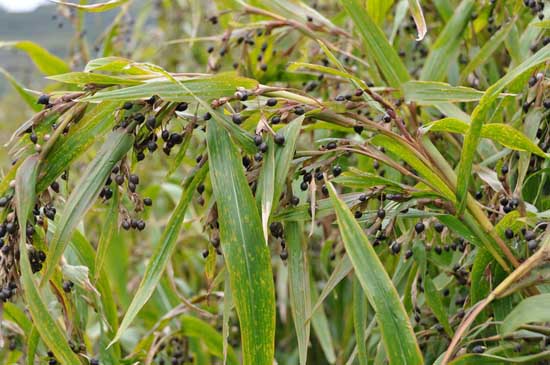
[0,1,550,364]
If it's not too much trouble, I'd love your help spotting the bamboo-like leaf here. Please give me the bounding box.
[286,221,311,365]
[448,351,550,364]
[207,119,276,365]
[459,20,516,82]
[49,0,130,12]
[310,255,353,317]
[310,272,337,364]
[257,137,275,243]
[14,155,81,365]
[403,81,499,104]
[341,0,410,88]
[366,0,395,25]
[41,129,134,285]
[372,135,455,201]
[423,277,453,337]
[408,0,427,41]
[353,277,368,365]
[424,118,546,158]
[0,66,41,111]
[94,188,120,282]
[37,102,118,192]
[110,163,208,345]
[326,181,423,365]
[501,294,550,334]
[48,72,143,85]
[420,0,475,81]
[81,73,258,102]
[0,41,70,76]
[181,316,239,365]
[272,116,304,212]
[26,327,39,365]
[456,43,550,211]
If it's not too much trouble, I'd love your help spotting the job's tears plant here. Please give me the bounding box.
[0,0,550,364]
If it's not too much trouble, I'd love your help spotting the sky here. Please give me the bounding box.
[0,0,49,12]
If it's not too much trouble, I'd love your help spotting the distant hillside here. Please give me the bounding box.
[0,3,120,94]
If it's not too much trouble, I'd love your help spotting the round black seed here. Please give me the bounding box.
[90,359,100,365]
[266,98,277,107]
[37,94,50,105]
[471,346,485,354]
[391,242,401,254]
[115,175,124,185]
[405,249,413,259]
[326,141,337,150]
[271,115,281,124]
[136,220,146,231]
[354,125,364,134]
[435,246,442,255]
[475,191,483,200]
[315,171,323,181]
[202,249,209,258]
[203,112,212,120]
[143,198,153,206]
[300,181,308,191]
[524,230,536,241]
[321,185,328,196]
[294,106,305,115]
[332,165,342,177]
[382,114,392,123]
[414,222,425,234]
[197,184,205,194]
[134,113,145,123]
[377,209,385,219]
[50,181,60,193]
[254,134,263,146]
[258,142,268,153]
[505,228,514,239]
[128,182,136,193]
[161,130,170,141]
[0,197,7,207]
[354,210,362,219]
[146,116,156,130]
[147,140,157,152]
[122,101,133,110]
[434,222,445,233]
[30,132,38,144]
[527,239,538,250]
[254,152,263,162]
[175,102,188,112]
[274,133,285,146]
[291,195,300,205]
[62,281,73,293]
[359,194,367,202]
[544,99,550,109]
[232,113,242,124]
[129,174,139,185]
[501,165,509,175]
[303,172,312,183]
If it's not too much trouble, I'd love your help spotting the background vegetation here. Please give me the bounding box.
[1,0,550,364]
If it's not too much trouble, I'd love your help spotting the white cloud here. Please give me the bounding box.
[0,0,49,13]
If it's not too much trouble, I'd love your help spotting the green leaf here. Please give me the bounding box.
[81,73,258,102]
[459,20,516,83]
[0,66,41,111]
[501,294,550,334]
[449,351,550,364]
[272,116,304,212]
[181,316,239,365]
[408,0,427,41]
[48,72,143,85]
[420,0,475,81]
[37,102,118,192]
[372,135,455,201]
[94,188,120,282]
[15,155,82,365]
[326,181,423,365]
[366,0,395,25]
[341,0,410,88]
[110,163,208,345]
[353,277,368,365]
[49,0,130,12]
[207,119,276,365]
[41,129,134,285]
[481,124,547,158]
[403,81,494,104]
[456,43,550,212]
[257,137,275,243]
[286,221,311,365]
[26,327,39,365]
[423,119,547,157]
[310,272,337,364]
[423,277,453,337]
[0,41,70,76]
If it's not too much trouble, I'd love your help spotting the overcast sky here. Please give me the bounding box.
[0,0,49,12]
